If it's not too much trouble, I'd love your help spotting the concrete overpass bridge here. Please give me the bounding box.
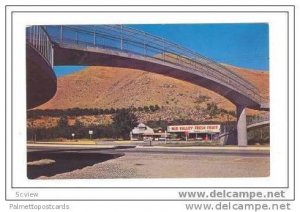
[219,115,270,145]
[247,115,270,130]
[26,25,269,146]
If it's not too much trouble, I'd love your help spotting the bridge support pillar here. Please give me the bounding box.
[236,105,247,146]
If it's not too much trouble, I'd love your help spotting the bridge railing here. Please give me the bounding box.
[43,25,261,103]
[246,114,270,126]
[219,114,269,136]
[26,26,54,68]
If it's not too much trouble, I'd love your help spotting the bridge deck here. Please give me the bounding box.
[43,25,267,109]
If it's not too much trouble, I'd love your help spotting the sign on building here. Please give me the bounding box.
[167,125,220,133]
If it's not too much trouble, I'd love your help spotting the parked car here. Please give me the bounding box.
[158,137,167,141]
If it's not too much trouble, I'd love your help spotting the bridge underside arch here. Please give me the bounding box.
[27,44,57,109]
[53,45,261,110]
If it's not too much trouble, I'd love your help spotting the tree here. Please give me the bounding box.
[194,94,210,104]
[73,119,84,128]
[112,110,138,139]
[149,105,156,112]
[109,108,116,114]
[206,102,219,118]
[57,116,68,128]
[131,107,137,112]
[71,119,85,139]
[143,106,150,112]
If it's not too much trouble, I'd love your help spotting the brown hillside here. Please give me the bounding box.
[223,64,269,99]
[36,65,269,119]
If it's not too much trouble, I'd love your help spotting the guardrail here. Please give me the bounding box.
[247,114,270,126]
[43,25,261,104]
[26,26,54,68]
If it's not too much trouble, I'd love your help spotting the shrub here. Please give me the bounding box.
[112,110,138,139]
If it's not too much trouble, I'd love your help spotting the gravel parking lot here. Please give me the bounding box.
[37,151,269,179]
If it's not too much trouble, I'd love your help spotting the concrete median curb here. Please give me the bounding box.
[27,143,115,148]
[136,145,270,151]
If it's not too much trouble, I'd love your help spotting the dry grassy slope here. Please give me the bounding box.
[37,65,269,117]
[222,64,269,115]
[223,64,269,99]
